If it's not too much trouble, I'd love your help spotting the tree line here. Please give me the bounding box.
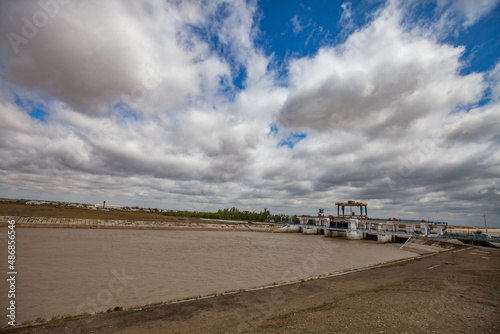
[163,207,298,223]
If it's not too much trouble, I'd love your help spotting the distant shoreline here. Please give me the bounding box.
[2,215,499,238]
[0,216,282,232]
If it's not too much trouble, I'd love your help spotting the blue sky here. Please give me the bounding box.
[259,1,500,77]
[259,1,378,59]
[0,0,499,226]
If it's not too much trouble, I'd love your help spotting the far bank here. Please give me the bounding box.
[0,216,281,232]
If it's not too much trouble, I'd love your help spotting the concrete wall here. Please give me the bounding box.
[377,234,393,243]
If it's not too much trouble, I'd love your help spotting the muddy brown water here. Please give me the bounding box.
[0,228,418,325]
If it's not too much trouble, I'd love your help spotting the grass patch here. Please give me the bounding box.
[107,306,123,312]
[260,322,286,329]
[303,302,332,313]
[114,306,123,311]
[475,300,497,308]
[50,314,64,321]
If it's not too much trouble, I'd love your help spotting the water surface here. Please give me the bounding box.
[0,228,418,324]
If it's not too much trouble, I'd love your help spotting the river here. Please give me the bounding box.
[0,228,418,324]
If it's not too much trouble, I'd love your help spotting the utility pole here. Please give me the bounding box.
[483,212,489,236]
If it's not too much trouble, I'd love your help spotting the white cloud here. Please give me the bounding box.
[340,2,353,29]
[290,15,304,34]
[0,0,498,225]
[0,0,231,116]
[488,61,500,101]
[439,0,500,27]
[280,6,485,137]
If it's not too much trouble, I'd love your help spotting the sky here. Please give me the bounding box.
[0,0,499,226]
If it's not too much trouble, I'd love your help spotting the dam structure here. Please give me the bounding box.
[287,201,448,243]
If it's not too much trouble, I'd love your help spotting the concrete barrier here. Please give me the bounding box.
[400,237,467,254]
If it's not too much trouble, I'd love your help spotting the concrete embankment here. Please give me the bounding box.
[0,216,282,232]
[400,237,468,254]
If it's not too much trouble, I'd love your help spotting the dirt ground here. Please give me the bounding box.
[4,247,499,334]
[0,203,205,223]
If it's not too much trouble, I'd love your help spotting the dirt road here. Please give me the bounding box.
[0,203,194,221]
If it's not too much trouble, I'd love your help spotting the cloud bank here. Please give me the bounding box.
[0,0,499,226]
